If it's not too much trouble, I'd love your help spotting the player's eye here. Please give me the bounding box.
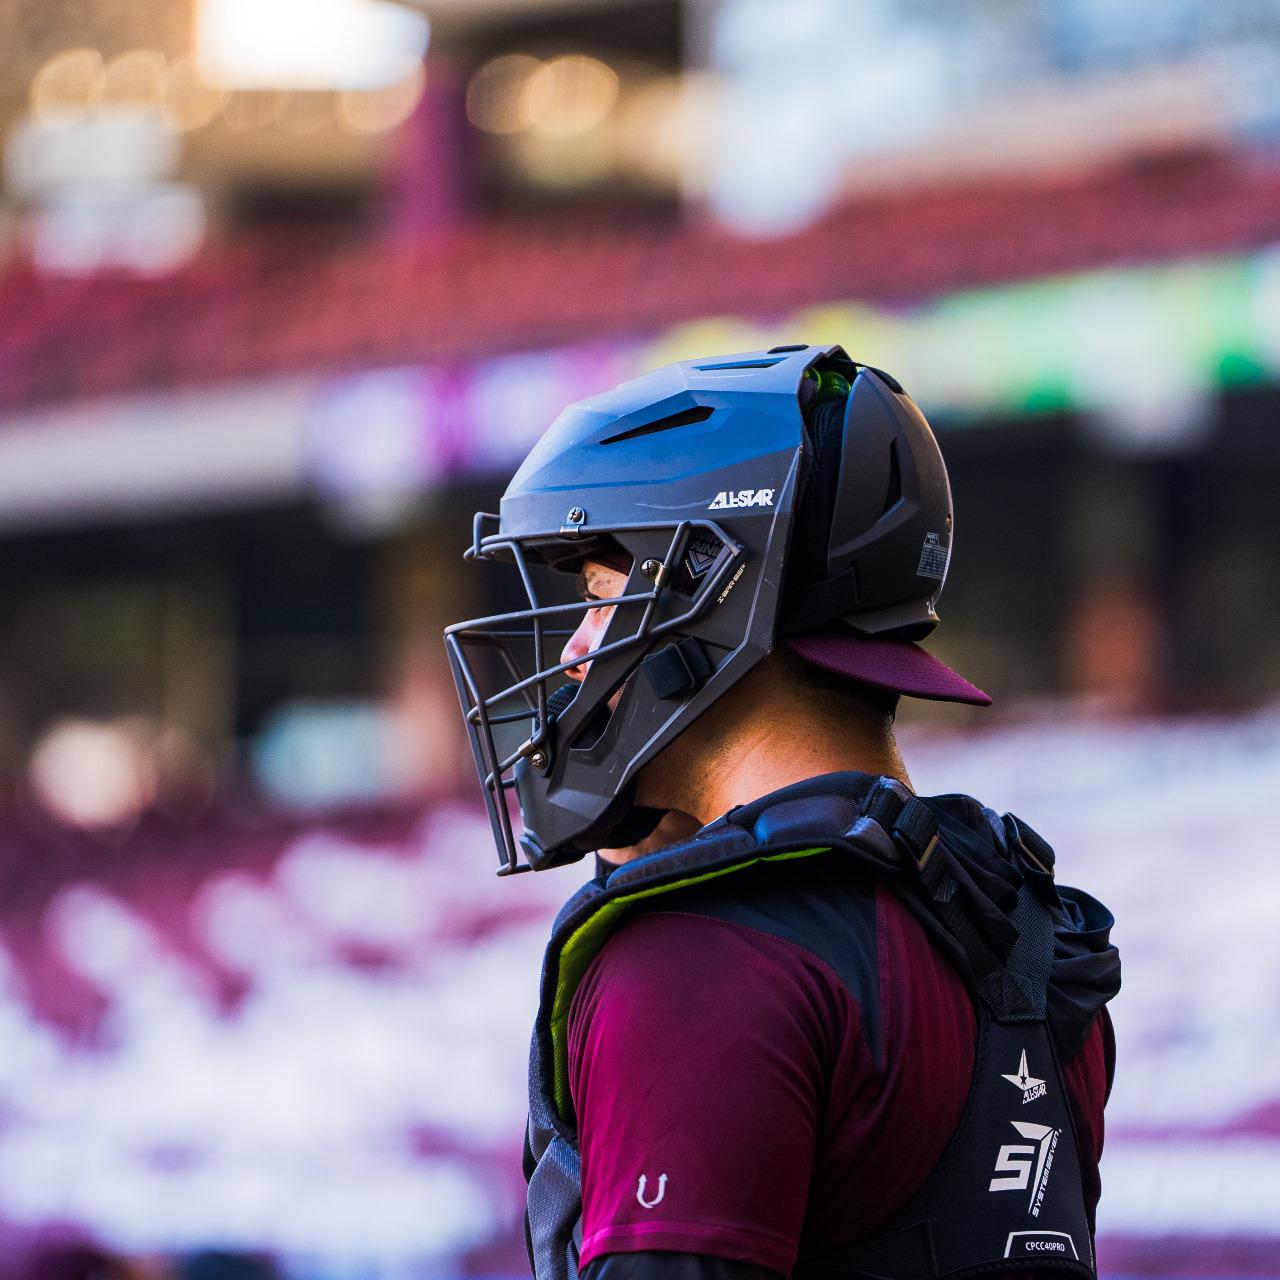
[575,569,601,603]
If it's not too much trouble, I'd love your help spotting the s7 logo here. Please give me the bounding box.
[989,1121,1059,1216]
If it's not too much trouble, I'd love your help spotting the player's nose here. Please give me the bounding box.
[561,613,600,682]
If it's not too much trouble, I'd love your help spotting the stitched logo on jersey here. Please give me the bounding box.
[636,1173,667,1209]
[708,488,774,510]
[989,1121,1060,1217]
[1001,1048,1048,1104]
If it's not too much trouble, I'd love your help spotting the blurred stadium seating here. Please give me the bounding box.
[3,153,1280,412]
[2,717,1280,1275]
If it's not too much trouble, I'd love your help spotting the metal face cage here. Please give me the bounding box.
[443,513,741,875]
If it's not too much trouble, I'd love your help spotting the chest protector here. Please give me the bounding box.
[524,774,1102,1280]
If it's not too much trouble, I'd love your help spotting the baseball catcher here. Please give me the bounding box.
[445,345,1120,1280]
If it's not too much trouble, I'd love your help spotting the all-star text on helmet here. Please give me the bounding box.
[444,344,962,874]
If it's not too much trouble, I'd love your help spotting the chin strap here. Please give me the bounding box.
[597,798,664,850]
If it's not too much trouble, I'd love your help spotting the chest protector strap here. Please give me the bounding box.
[525,775,1096,1280]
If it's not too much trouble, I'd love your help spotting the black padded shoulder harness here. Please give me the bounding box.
[524,774,1097,1280]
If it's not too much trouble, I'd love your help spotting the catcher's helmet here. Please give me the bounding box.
[444,344,987,875]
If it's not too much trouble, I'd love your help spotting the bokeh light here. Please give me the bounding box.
[157,54,229,132]
[277,89,340,135]
[29,48,106,122]
[99,49,168,113]
[616,70,715,193]
[221,89,287,131]
[28,719,156,831]
[521,54,619,138]
[465,53,543,134]
[196,0,429,91]
[337,62,426,135]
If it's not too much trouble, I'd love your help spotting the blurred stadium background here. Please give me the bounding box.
[1,0,1279,1276]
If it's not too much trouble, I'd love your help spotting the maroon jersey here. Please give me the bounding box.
[568,865,1114,1277]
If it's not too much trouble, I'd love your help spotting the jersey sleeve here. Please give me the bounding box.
[1062,1005,1115,1236]
[567,908,856,1276]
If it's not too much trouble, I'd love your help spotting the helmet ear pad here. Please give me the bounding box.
[787,369,954,640]
[827,374,905,570]
[789,393,847,593]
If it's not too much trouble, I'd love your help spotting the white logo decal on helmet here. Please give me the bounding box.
[708,488,775,510]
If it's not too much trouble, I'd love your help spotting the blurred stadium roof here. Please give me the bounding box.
[3,0,1280,418]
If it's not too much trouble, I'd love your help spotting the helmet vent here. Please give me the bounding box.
[694,357,785,371]
[883,439,902,513]
[600,405,714,445]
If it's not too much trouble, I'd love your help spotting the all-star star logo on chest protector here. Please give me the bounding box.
[1002,1049,1048,1104]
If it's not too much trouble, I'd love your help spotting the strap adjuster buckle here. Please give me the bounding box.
[1004,814,1056,879]
[861,782,944,882]
[912,831,941,871]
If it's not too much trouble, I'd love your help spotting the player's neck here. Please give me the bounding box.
[684,728,910,827]
[638,662,912,828]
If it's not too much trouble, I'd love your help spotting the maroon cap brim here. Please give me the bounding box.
[785,625,992,707]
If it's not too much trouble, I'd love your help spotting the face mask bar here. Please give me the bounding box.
[444,514,741,875]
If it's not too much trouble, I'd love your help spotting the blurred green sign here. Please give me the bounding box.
[639,250,1280,430]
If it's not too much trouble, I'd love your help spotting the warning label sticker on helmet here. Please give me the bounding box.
[917,532,950,580]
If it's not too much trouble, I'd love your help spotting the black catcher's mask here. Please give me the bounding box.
[444,345,956,874]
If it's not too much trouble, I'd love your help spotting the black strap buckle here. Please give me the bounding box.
[862,782,943,880]
[1004,813,1056,879]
